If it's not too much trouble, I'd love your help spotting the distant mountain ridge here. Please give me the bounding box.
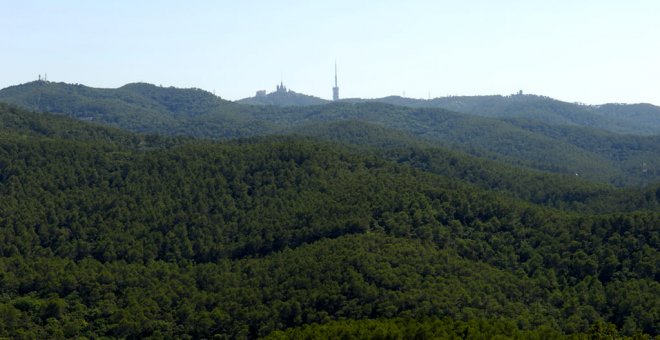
[0,80,269,137]
[238,86,660,134]
[4,81,659,135]
[1,81,659,186]
[357,94,660,135]
[0,80,234,117]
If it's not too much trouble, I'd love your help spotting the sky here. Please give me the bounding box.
[2,0,659,105]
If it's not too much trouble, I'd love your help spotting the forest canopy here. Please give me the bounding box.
[0,100,658,338]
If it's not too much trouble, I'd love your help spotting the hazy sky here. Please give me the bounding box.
[2,0,659,104]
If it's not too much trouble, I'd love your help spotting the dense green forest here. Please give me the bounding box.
[265,318,625,339]
[288,120,660,213]
[0,103,658,338]
[0,81,269,138]
[1,81,659,186]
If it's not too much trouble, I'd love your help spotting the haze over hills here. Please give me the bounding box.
[366,94,660,136]
[1,80,659,187]
[240,87,660,135]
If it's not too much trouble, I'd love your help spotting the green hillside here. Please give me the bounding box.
[268,92,660,135]
[265,318,618,339]
[347,94,660,135]
[0,81,232,118]
[1,82,659,187]
[286,120,660,213]
[596,103,660,132]
[0,102,182,149]
[0,105,658,338]
[263,102,660,186]
[0,81,268,137]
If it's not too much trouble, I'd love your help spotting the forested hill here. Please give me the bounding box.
[5,81,659,136]
[0,102,183,148]
[239,90,660,135]
[0,80,259,135]
[0,81,235,117]
[237,88,329,106]
[349,94,660,135]
[2,102,656,214]
[0,104,658,338]
[1,81,659,187]
[285,120,660,213]
[264,103,660,187]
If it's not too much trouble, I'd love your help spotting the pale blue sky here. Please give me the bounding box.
[2,0,659,104]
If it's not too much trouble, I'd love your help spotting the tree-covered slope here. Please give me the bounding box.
[1,82,659,186]
[241,89,660,136]
[594,103,660,134]
[0,81,234,118]
[265,317,621,339]
[286,119,660,213]
[0,106,658,338]
[348,94,660,135]
[7,233,654,338]
[0,102,182,149]
[269,103,660,186]
[0,81,267,137]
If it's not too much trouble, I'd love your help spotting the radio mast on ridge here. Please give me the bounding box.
[332,62,339,101]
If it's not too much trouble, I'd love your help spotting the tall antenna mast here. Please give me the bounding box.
[334,61,338,87]
[332,61,339,101]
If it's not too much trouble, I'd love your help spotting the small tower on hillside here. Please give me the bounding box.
[332,62,339,101]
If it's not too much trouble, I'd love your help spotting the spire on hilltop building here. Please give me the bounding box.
[332,61,339,101]
[276,81,287,93]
